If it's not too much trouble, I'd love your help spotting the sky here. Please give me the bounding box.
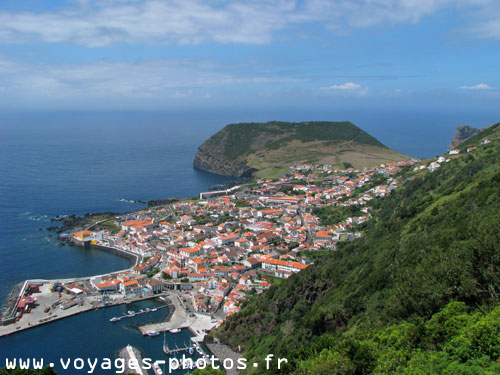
[0,0,499,113]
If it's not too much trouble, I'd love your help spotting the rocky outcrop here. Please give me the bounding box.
[193,143,256,177]
[450,125,482,149]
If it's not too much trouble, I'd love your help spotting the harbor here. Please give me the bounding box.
[0,279,168,337]
[0,297,210,374]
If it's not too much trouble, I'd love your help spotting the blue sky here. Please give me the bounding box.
[0,0,499,112]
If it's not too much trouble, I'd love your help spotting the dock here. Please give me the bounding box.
[163,343,194,355]
[109,304,168,323]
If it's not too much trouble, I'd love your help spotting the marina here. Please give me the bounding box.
[0,298,209,374]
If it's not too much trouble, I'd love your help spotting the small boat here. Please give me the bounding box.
[147,331,160,337]
[109,317,120,322]
[189,347,194,355]
[151,308,157,312]
[181,360,195,370]
[169,328,181,334]
[127,310,135,316]
[152,362,163,375]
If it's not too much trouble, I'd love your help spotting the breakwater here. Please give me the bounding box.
[0,281,25,325]
[90,244,141,268]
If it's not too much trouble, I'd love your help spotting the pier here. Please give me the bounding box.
[110,304,168,323]
[163,343,194,355]
[118,345,149,375]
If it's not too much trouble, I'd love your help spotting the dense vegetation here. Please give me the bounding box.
[214,124,500,374]
[0,369,56,375]
[312,205,364,226]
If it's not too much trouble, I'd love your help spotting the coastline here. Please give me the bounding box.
[0,241,142,335]
[0,186,225,338]
[88,243,142,268]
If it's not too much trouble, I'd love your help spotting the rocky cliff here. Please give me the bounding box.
[449,125,483,149]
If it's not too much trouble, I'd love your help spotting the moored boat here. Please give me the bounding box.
[169,328,181,333]
[109,317,121,322]
[147,331,160,337]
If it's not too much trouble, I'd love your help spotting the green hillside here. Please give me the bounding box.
[213,123,500,374]
[193,121,409,178]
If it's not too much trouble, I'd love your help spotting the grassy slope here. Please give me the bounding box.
[248,141,407,178]
[213,123,500,374]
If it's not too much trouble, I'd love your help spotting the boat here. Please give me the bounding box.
[151,308,157,312]
[152,362,163,375]
[189,347,194,355]
[109,317,121,322]
[147,331,160,337]
[181,359,195,370]
[127,310,135,316]
[169,328,181,334]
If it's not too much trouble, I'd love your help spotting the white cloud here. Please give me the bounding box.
[324,82,362,90]
[319,82,369,96]
[0,56,298,102]
[0,0,493,47]
[459,83,494,90]
[0,0,294,47]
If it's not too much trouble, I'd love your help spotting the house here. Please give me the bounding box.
[165,261,182,278]
[179,246,202,258]
[147,279,163,294]
[120,279,140,295]
[121,220,153,233]
[234,238,252,249]
[217,233,239,246]
[94,280,120,292]
[261,258,308,273]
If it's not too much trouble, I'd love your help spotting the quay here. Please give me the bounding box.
[137,292,220,338]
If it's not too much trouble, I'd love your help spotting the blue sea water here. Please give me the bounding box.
[0,111,234,304]
[0,109,498,372]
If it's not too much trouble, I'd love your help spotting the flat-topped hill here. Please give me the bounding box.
[193,121,409,178]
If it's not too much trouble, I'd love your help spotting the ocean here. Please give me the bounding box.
[0,109,498,372]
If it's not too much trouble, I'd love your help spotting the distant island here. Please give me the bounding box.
[193,121,409,178]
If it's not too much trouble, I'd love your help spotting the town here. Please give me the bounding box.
[2,136,491,337]
[13,150,484,335]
